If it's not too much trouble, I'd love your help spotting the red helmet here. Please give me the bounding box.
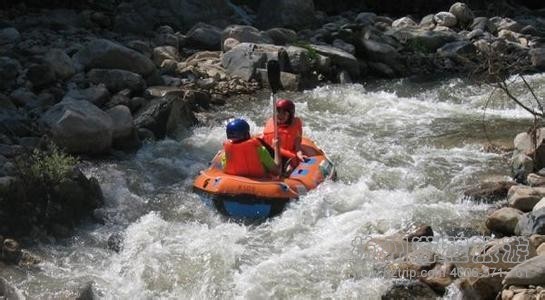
[276,98,295,114]
[276,99,295,124]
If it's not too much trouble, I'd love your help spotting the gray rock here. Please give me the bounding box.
[88,69,146,94]
[44,49,76,80]
[530,48,545,71]
[256,0,315,30]
[382,279,438,299]
[40,99,113,154]
[486,207,523,235]
[310,44,359,78]
[134,94,196,138]
[185,22,223,50]
[508,186,545,212]
[27,63,57,89]
[264,28,298,45]
[222,25,273,50]
[0,108,31,136]
[65,85,111,107]
[355,12,377,27]
[516,208,545,236]
[437,41,476,57]
[221,43,268,81]
[73,39,156,76]
[125,40,152,58]
[434,12,457,28]
[0,276,21,299]
[419,14,435,29]
[152,46,180,67]
[106,105,134,140]
[0,57,21,91]
[392,17,417,28]
[0,28,20,45]
[503,255,545,286]
[449,2,474,28]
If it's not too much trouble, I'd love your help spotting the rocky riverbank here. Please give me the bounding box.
[1,0,545,297]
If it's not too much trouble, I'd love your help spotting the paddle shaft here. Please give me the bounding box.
[272,92,281,166]
[267,59,282,167]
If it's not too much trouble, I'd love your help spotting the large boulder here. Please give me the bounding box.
[310,44,360,78]
[0,57,21,91]
[44,49,76,80]
[530,48,545,70]
[256,0,316,30]
[112,0,232,34]
[503,255,545,286]
[449,2,474,28]
[64,85,111,107]
[221,43,268,81]
[185,22,223,50]
[134,93,196,138]
[40,99,113,154]
[486,207,524,235]
[73,39,156,76]
[222,25,273,50]
[87,69,146,93]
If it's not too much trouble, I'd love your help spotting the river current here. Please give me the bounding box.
[3,74,545,299]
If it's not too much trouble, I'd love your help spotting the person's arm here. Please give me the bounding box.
[294,120,307,162]
[257,145,281,176]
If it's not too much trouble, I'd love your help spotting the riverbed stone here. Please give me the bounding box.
[464,181,516,202]
[40,99,113,154]
[533,198,545,212]
[508,186,545,212]
[73,39,156,76]
[486,207,523,236]
[449,2,474,28]
[503,255,545,286]
[516,208,545,236]
[88,69,146,94]
[44,48,76,80]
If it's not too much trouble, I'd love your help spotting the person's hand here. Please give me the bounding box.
[272,138,279,149]
[296,151,308,162]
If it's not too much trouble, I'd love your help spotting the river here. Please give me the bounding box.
[2,74,544,299]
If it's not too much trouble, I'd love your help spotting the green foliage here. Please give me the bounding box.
[293,41,319,60]
[17,144,78,185]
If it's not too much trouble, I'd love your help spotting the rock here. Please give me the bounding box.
[437,41,476,57]
[107,232,123,252]
[106,105,139,150]
[492,17,524,33]
[486,207,524,235]
[471,17,495,33]
[527,174,545,188]
[76,281,98,300]
[0,27,20,45]
[264,28,298,45]
[152,46,179,67]
[221,43,268,81]
[537,243,545,256]
[126,40,152,58]
[434,12,457,28]
[0,56,21,91]
[88,69,146,94]
[368,61,395,77]
[27,63,57,89]
[512,152,534,183]
[529,48,545,71]
[222,25,273,51]
[382,279,439,299]
[419,263,455,294]
[44,48,76,80]
[449,2,474,28]
[73,39,156,76]
[64,85,111,107]
[2,239,21,264]
[223,38,240,52]
[457,273,504,300]
[137,128,155,141]
[40,99,113,154]
[404,225,433,242]
[503,255,545,286]
[360,38,399,66]
[185,22,223,50]
[256,0,316,30]
[464,181,516,202]
[0,108,31,136]
[533,198,545,212]
[134,94,196,138]
[392,17,417,28]
[508,186,545,212]
[392,29,459,53]
[144,86,184,98]
[311,44,359,78]
[516,208,545,236]
[355,12,377,26]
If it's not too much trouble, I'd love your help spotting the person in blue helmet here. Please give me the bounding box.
[221,118,280,178]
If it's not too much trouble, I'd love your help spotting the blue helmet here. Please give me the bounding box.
[226,118,250,141]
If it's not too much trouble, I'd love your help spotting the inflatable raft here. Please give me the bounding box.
[193,137,336,219]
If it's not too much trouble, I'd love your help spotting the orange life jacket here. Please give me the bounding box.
[263,117,302,158]
[223,138,266,177]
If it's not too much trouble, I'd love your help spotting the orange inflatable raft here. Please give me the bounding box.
[193,137,336,219]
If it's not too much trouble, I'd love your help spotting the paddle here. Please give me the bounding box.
[267,60,282,167]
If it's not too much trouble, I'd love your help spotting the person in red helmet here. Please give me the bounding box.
[262,99,307,167]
